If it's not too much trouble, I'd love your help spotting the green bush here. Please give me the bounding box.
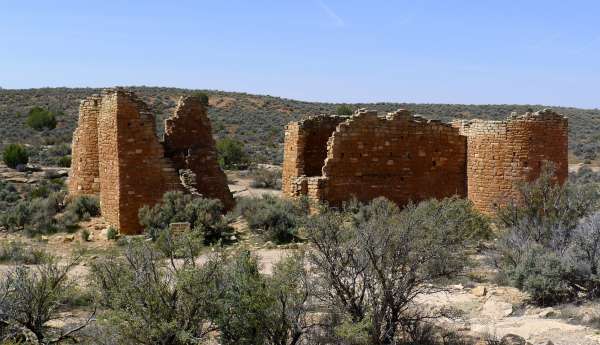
[236,195,308,244]
[139,191,232,244]
[192,92,209,106]
[106,226,118,240]
[81,229,91,242]
[56,155,71,167]
[2,144,29,169]
[25,106,58,131]
[336,104,354,115]
[216,138,249,170]
[64,195,101,221]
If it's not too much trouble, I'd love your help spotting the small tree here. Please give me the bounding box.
[25,107,58,131]
[3,144,29,169]
[336,104,354,116]
[216,138,249,170]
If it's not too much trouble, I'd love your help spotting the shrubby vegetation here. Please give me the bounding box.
[0,191,503,344]
[494,165,600,305]
[139,191,233,245]
[25,106,58,131]
[305,197,488,344]
[249,167,282,189]
[0,183,100,236]
[216,137,250,170]
[236,195,309,244]
[0,254,93,344]
[336,104,354,116]
[2,144,29,169]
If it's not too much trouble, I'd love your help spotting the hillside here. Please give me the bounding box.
[1,86,599,165]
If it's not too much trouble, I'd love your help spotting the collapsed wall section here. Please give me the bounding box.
[163,96,234,210]
[97,90,183,234]
[68,95,102,196]
[456,109,568,214]
[282,115,346,197]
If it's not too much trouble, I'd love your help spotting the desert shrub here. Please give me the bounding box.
[236,195,308,244]
[0,181,20,212]
[495,165,600,305]
[25,106,58,131]
[90,242,218,345]
[106,226,118,240]
[56,155,71,167]
[216,137,249,170]
[139,191,232,244]
[0,255,92,344]
[64,195,100,221]
[0,191,65,236]
[305,197,483,345]
[211,250,313,345]
[2,144,28,169]
[336,104,354,115]
[249,167,282,189]
[0,241,47,264]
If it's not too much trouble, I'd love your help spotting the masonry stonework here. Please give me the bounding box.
[283,108,568,214]
[69,89,233,235]
[455,109,568,214]
[68,95,101,196]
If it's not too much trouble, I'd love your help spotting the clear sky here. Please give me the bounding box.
[1,0,599,108]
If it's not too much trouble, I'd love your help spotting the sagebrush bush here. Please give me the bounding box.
[495,165,600,305]
[249,167,282,189]
[56,155,71,167]
[2,144,29,169]
[139,191,232,244]
[106,226,118,240]
[0,241,47,264]
[64,195,100,221]
[236,195,308,244]
[25,106,58,131]
[306,197,484,344]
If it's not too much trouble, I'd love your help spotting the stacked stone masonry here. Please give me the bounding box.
[69,89,233,235]
[283,108,568,214]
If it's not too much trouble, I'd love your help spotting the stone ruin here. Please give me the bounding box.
[68,89,234,234]
[283,108,568,214]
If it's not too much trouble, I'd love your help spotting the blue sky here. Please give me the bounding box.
[1,0,599,108]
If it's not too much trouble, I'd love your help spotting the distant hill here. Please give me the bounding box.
[1,86,599,165]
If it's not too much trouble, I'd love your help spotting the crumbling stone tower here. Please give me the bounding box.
[283,108,568,214]
[69,89,234,234]
[455,109,568,213]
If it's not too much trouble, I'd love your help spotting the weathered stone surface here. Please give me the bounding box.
[284,109,467,207]
[481,297,513,319]
[68,89,233,235]
[455,109,568,214]
[164,96,234,210]
[69,95,101,195]
[283,108,568,214]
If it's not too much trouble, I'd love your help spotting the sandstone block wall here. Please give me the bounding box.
[164,97,234,210]
[69,89,233,235]
[68,95,101,196]
[282,108,568,214]
[455,109,568,214]
[283,109,467,208]
[98,90,183,234]
[282,115,346,196]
